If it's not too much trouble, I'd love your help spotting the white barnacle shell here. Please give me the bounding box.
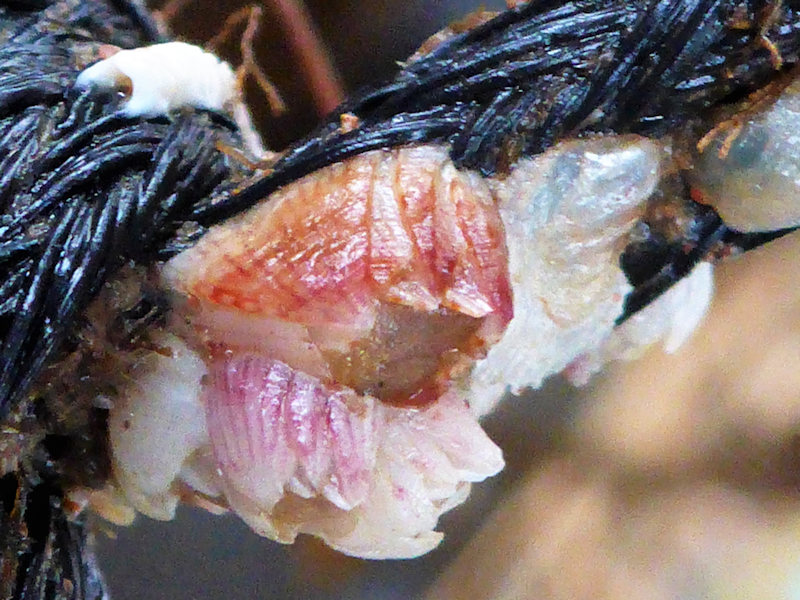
[689,74,800,232]
[562,261,715,385]
[107,331,216,520]
[76,41,237,117]
[467,135,665,414]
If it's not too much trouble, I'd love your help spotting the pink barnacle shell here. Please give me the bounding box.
[204,354,376,523]
[165,146,511,325]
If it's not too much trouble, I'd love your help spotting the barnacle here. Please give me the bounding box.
[4,0,800,598]
[688,71,800,232]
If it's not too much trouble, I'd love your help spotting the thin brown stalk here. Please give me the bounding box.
[208,5,287,116]
[155,0,192,23]
[262,0,345,116]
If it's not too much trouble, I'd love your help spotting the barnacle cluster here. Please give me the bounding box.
[82,41,800,561]
[4,0,800,597]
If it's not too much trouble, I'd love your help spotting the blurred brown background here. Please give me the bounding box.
[98,2,800,599]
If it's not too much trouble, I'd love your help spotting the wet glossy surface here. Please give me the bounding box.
[690,75,800,232]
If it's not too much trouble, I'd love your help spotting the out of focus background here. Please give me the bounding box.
[98,1,800,598]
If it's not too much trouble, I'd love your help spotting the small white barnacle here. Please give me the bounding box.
[75,41,237,117]
[689,74,800,233]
